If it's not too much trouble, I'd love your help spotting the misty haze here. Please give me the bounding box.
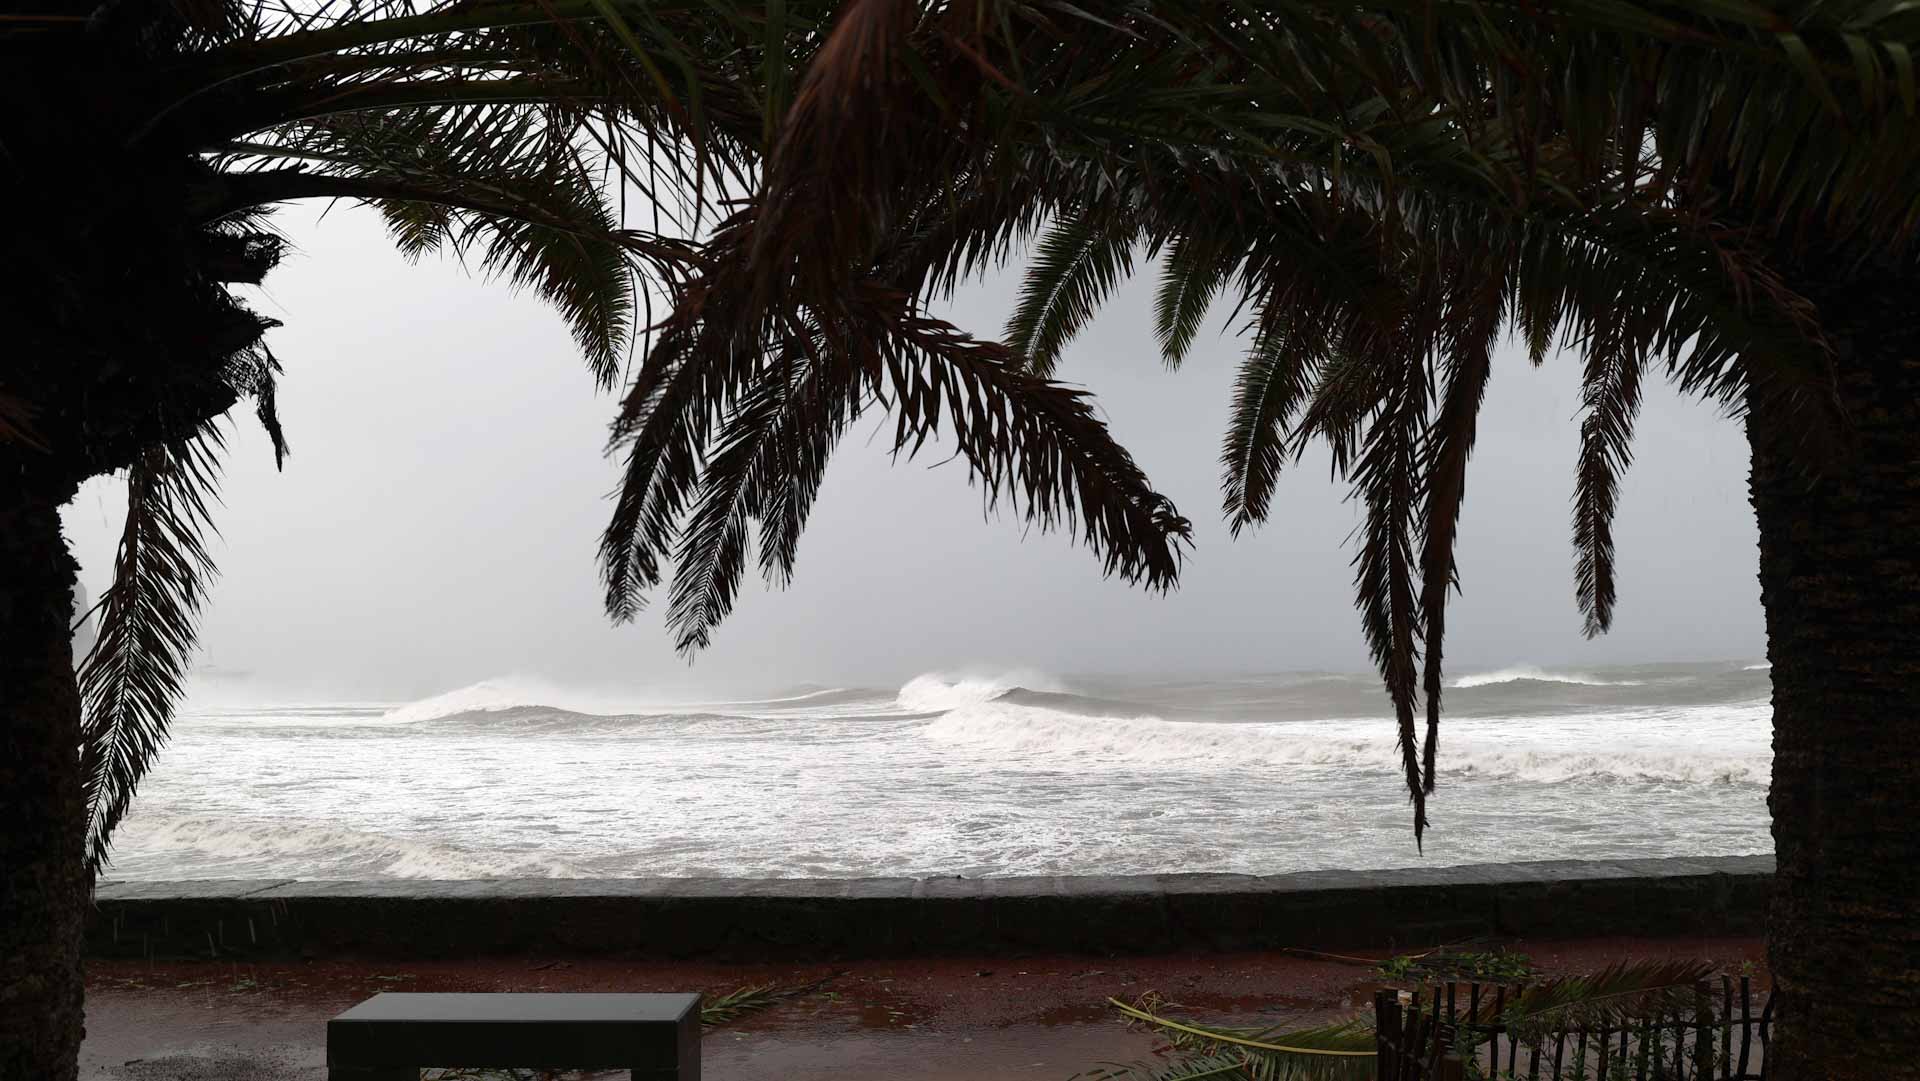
[63,203,1771,884]
[25,3,1920,1078]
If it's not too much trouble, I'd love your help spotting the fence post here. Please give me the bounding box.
[1437,1054,1467,1081]
[1692,979,1715,1079]
[1375,990,1401,1080]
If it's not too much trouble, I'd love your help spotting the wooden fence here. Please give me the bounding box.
[1373,975,1773,1080]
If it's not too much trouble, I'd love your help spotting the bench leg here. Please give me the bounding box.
[327,1068,415,1080]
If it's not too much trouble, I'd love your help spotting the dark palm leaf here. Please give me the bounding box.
[1005,211,1142,377]
[1501,960,1719,1043]
[1153,234,1238,371]
[1218,315,1331,537]
[77,430,226,875]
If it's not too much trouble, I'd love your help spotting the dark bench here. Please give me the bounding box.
[326,992,701,1080]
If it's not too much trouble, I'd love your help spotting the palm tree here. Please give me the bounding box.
[0,3,1185,1077]
[602,4,1920,1078]
[5,2,1916,1079]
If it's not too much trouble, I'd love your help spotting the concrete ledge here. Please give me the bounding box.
[86,856,1773,962]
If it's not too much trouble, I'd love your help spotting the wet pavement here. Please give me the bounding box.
[82,935,1765,1080]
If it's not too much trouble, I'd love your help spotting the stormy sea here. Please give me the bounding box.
[104,661,1773,880]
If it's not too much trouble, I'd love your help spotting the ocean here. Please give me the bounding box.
[103,661,1774,881]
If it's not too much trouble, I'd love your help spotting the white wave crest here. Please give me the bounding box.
[1742,663,1771,671]
[383,677,654,723]
[919,701,1767,785]
[1450,665,1643,688]
[895,670,1068,713]
[110,815,585,879]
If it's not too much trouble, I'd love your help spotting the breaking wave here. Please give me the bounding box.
[894,671,1072,713]
[919,700,1767,786]
[382,677,663,723]
[108,814,586,879]
[1450,666,1645,688]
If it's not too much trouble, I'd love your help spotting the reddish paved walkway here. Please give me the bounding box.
[82,935,1764,1080]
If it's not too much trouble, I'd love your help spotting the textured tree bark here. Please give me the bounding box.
[1748,254,1920,1080]
[0,486,87,1081]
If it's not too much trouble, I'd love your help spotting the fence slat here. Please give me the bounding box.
[1737,977,1753,1079]
[1401,990,1423,1081]
[1757,990,1774,1080]
[1492,985,1508,1075]
[1375,974,1768,1081]
[1695,978,1716,1081]
[1721,975,1735,1081]
[1375,990,1401,1081]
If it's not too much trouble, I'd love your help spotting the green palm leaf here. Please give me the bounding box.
[1086,997,1375,1081]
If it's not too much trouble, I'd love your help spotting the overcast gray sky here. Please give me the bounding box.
[63,204,1765,701]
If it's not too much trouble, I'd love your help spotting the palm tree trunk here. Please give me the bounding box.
[0,486,87,1081]
[1747,254,1920,1080]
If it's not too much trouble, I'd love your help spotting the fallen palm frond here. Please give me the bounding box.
[1499,960,1718,1045]
[701,972,841,1028]
[1078,995,1375,1081]
[1377,947,1534,984]
[1075,958,1735,1081]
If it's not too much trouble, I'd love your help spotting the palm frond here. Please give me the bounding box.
[602,186,1190,647]
[666,330,859,653]
[1347,342,1431,843]
[1501,960,1718,1043]
[0,393,48,451]
[1218,317,1328,536]
[1415,264,1504,792]
[1091,997,1375,1081]
[226,345,290,468]
[228,111,668,388]
[1005,211,1140,377]
[700,972,840,1027]
[1154,234,1236,370]
[1572,347,1649,639]
[1074,1052,1266,1081]
[77,429,225,875]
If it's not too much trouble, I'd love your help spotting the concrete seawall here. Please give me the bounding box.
[88,855,1773,962]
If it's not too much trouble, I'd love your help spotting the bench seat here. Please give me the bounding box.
[326,992,700,1080]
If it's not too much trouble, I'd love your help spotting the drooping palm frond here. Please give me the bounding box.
[665,327,857,653]
[1154,234,1239,371]
[1415,261,1505,794]
[77,429,227,875]
[1006,211,1143,377]
[226,345,290,469]
[603,247,1192,648]
[682,0,1919,838]
[1218,316,1333,537]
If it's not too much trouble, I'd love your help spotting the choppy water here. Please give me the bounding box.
[105,662,1774,880]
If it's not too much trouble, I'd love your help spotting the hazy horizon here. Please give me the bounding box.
[62,202,1767,704]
